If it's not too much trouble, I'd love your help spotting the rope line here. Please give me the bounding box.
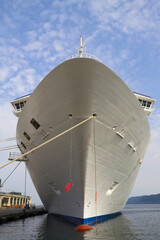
[93,117,98,231]
[2,162,21,186]
[0,131,44,144]
[69,118,73,182]
[0,137,16,143]
[24,163,27,196]
[0,146,19,151]
[0,116,94,170]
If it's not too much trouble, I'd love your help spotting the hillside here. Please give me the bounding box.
[127,193,160,204]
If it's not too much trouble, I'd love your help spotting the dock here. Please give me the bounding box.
[0,206,47,224]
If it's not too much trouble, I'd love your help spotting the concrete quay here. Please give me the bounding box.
[0,206,47,224]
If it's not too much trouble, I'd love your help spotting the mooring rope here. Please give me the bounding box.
[93,117,98,231]
[0,116,94,170]
[0,137,16,143]
[0,145,19,151]
[69,117,73,182]
[0,131,42,145]
[2,162,21,186]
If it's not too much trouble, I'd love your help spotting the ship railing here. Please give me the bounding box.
[142,106,155,116]
[66,53,103,63]
[14,108,22,113]
[142,106,153,110]
[12,109,22,117]
[8,152,28,162]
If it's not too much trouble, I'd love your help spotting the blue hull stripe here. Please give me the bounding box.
[52,212,121,225]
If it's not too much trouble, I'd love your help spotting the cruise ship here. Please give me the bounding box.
[10,38,155,225]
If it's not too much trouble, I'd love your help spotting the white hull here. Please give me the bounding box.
[16,58,150,223]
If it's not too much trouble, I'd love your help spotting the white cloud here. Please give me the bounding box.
[10,38,21,45]
[54,39,64,52]
[43,22,52,30]
[1,66,42,98]
[0,67,10,82]
[11,63,21,72]
[0,45,26,65]
[8,68,41,96]
[39,30,59,42]
[26,30,38,42]
[3,14,16,29]
[90,0,160,38]
[23,41,44,52]
[40,10,58,22]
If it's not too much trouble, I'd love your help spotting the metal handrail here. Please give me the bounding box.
[66,53,102,63]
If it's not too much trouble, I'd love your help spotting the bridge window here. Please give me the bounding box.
[20,102,24,108]
[14,101,26,111]
[23,131,31,141]
[30,118,40,129]
[139,99,152,109]
[142,100,146,106]
[147,101,151,108]
[15,103,20,110]
[21,141,26,149]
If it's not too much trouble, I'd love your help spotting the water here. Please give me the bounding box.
[0,205,160,240]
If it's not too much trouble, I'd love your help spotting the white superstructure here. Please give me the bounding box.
[11,41,155,225]
[11,92,155,118]
[134,92,155,116]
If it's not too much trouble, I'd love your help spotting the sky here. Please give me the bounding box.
[0,0,160,205]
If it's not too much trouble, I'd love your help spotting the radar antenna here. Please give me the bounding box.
[78,36,85,57]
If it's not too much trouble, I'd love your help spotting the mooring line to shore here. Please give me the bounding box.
[0,115,94,170]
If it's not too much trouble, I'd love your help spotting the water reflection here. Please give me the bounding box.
[36,214,82,240]
[0,205,159,240]
[36,212,139,240]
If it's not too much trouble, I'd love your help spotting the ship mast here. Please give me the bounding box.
[78,36,85,57]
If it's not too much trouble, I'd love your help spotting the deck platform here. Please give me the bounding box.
[0,206,47,224]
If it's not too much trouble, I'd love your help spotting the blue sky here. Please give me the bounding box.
[0,0,160,204]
